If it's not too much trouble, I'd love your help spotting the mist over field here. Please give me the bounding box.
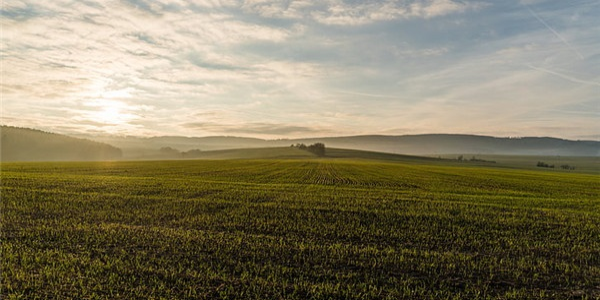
[2,126,598,162]
[92,133,600,156]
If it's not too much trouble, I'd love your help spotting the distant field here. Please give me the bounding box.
[435,154,600,175]
[2,158,599,299]
[182,147,600,175]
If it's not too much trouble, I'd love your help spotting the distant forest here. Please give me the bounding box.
[1,126,122,161]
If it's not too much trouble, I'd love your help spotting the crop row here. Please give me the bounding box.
[1,159,599,299]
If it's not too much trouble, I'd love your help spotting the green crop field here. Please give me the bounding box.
[2,157,599,299]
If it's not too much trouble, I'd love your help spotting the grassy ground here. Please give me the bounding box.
[1,158,599,299]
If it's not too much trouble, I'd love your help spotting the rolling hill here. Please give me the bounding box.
[93,134,599,157]
[3,125,598,161]
[1,126,122,162]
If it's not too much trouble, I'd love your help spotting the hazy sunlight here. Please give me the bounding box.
[86,99,135,125]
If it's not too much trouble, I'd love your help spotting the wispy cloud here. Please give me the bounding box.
[240,0,487,25]
[182,121,325,135]
[526,6,584,60]
[527,64,600,86]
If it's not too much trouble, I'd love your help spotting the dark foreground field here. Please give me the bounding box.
[1,158,599,299]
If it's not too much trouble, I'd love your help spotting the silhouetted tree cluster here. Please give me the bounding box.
[292,143,326,157]
[455,155,495,163]
[160,147,180,156]
[560,164,575,170]
[292,143,308,150]
[159,147,204,158]
[307,143,326,157]
[537,161,554,168]
[469,156,496,163]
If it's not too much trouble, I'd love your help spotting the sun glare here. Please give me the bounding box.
[86,99,135,125]
[96,104,123,124]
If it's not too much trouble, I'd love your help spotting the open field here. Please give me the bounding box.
[1,157,599,299]
[173,147,600,175]
[434,154,600,175]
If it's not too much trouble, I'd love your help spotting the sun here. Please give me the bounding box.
[87,99,135,125]
[96,103,124,124]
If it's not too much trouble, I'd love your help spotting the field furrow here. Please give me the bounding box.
[2,159,599,299]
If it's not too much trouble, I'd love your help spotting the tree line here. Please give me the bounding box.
[537,161,575,170]
[160,147,202,158]
[291,143,326,157]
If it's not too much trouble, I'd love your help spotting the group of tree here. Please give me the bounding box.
[292,143,326,157]
[536,161,554,168]
[456,155,496,163]
[159,147,203,158]
[536,161,576,170]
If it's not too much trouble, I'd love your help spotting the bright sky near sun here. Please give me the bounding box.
[2,0,599,139]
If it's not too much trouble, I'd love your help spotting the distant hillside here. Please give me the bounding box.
[1,126,122,162]
[93,134,599,157]
[91,135,269,153]
[293,135,600,156]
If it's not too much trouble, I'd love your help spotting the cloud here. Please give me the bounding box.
[2,0,599,140]
[182,121,324,135]
[526,7,584,60]
[410,0,486,19]
[239,0,487,25]
[242,0,312,19]
[526,64,600,86]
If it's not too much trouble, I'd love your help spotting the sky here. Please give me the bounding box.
[2,0,599,140]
